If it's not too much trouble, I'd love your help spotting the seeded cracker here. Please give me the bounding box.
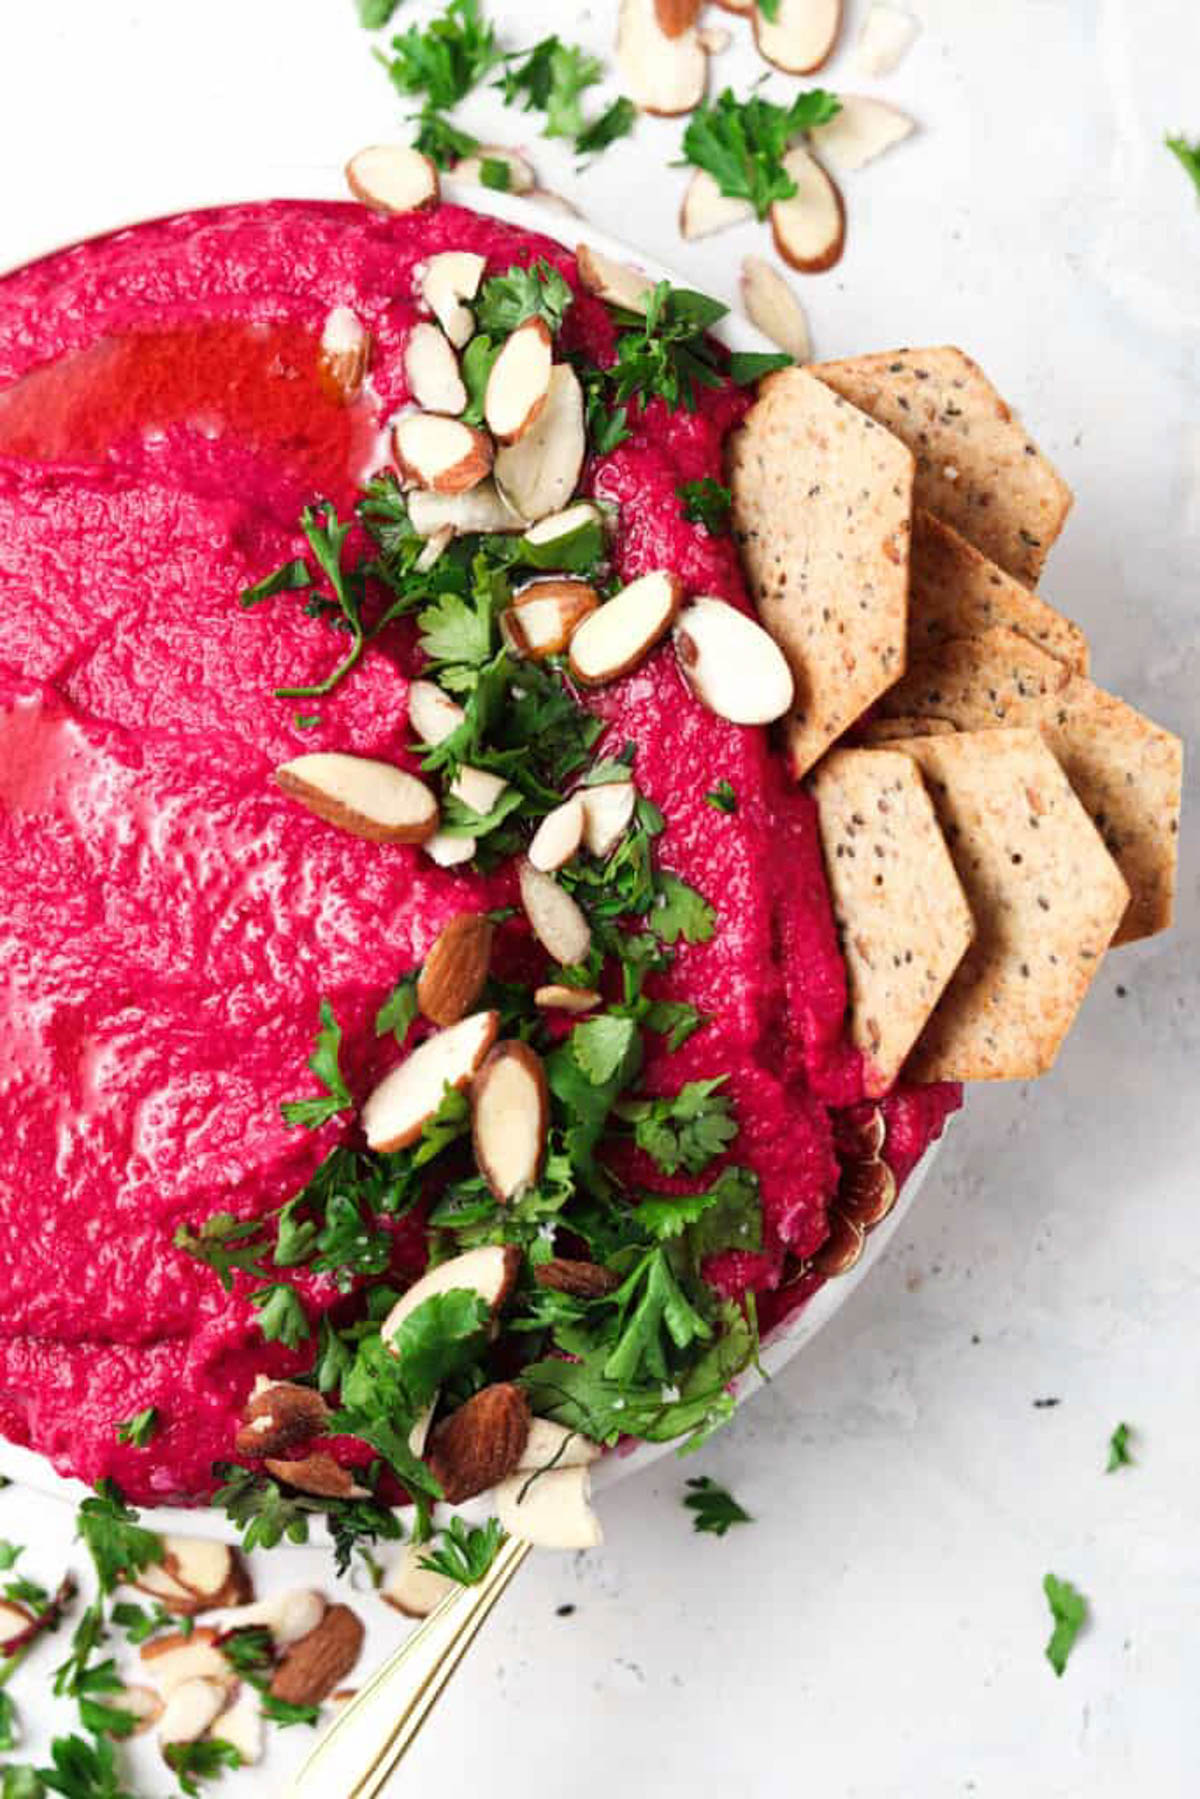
[728,367,913,778]
[812,347,1073,585]
[809,748,974,1094]
[878,627,1183,942]
[892,730,1129,1082]
[856,714,956,744]
[909,510,1088,672]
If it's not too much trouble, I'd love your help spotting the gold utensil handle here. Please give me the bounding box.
[287,1535,531,1799]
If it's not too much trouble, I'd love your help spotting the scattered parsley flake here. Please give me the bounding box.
[419,1516,505,1585]
[1106,1421,1134,1472]
[1043,1573,1087,1677]
[383,0,501,112]
[474,260,574,337]
[1166,134,1200,199]
[641,998,709,1052]
[478,155,511,192]
[113,1409,159,1450]
[281,999,353,1131]
[249,1284,311,1349]
[497,37,603,140]
[652,871,716,945]
[238,558,309,611]
[412,111,480,170]
[682,86,842,220]
[679,477,732,534]
[704,780,737,814]
[683,1475,752,1536]
[166,1739,244,1794]
[576,96,636,158]
[374,972,419,1044]
[618,1078,737,1177]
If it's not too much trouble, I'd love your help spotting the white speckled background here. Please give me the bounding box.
[1,2,1196,1793]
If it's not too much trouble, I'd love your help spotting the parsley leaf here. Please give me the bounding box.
[239,558,310,610]
[617,1078,736,1176]
[478,156,511,191]
[679,477,732,534]
[1106,1421,1133,1472]
[641,998,709,1051]
[704,780,737,813]
[165,1740,244,1794]
[576,97,636,158]
[413,111,480,169]
[497,37,603,139]
[637,1166,762,1259]
[602,1247,713,1385]
[383,0,500,111]
[1166,133,1200,199]
[652,871,716,945]
[261,1693,322,1729]
[604,282,728,414]
[683,1475,752,1536]
[420,1516,505,1585]
[1043,1574,1087,1677]
[474,260,574,338]
[1,1767,43,1799]
[682,86,842,219]
[113,1409,158,1450]
[727,349,794,386]
[75,1484,161,1596]
[36,1733,132,1799]
[375,972,419,1045]
[249,1284,312,1349]
[281,999,353,1130]
[211,1465,403,1571]
[572,1015,643,1086]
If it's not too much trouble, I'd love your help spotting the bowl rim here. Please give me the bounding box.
[0,177,947,1529]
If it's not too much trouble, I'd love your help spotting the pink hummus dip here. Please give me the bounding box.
[0,202,958,1503]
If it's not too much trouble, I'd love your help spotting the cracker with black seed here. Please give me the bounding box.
[909,509,1088,672]
[810,748,974,1095]
[890,729,1129,1081]
[877,627,1182,943]
[812,348,1073,585]
[856,713,957,744]
[728,368,914,779]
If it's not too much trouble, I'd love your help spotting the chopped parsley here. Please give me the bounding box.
[1166,133,1200,199]
[412,111,480,169]
[478,156,511,192]
[212,1464,402,1573]
[683,1475,752,1537]
[726,350,794,386]
[704,780,737,814]
[576,97,637,158]
[496,37,603,140]
[682,86,842,220]
[166,1740,244,1794]
[618,1078,737,1177]
[374,972,419,1045]
[1043,1574,1087,1677]
[1106,1421,1133,1472]
[249,1284,311,1349]
[420,1516,505,1585]
[382,0,500,111]
[281,999,353,1131]
[474,260,574,338]
[653,870,716,945]
[113,1409,158,1450]
[679,477,732,535]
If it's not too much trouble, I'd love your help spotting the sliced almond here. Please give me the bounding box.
[856,2,919,75]
[115,1685,162,1738]
[568,570,683,686]
[494,1464,603,1550]
[452,146,537,194]
[534,983,601,1013]
[381,1543,457,1620]
[518,1417,604,1472]
[485,317,554,444]
[270,1605,364,1709]
[522,500,605,551]
[382,1243,522,1344]
[158,1677,229,1750]
[618,0,708,116]
[576,243,654,315]
[408,481,528,539]
[697,24,732,52]
[132,1561,197,1612]
[680,169,754,241]
[770,147,846,273]
[275,752,439,844]
[319,306,371,404]
[362,1010,500,1152]
[211,1688,263,1765]
[160,1537,246,1607]
[502,580,601,660]
[753,0,842,74]
[472,1042,549,1203]
[217,1590,327,1650]
[424,830,476,868]
[448,765,507,819]
[740,256,810,362]
[518,860,593,965]
[579,780,637,858]
[495,365,586,522]
[417,911,495,1027]
[421,251,487,350]
[140,1630,233,1698]
[264,1452,369,1501]
[404,322,467,416]
[408,679,464,748]
[674,595,795,724]
[393,413,492,495]
[528,796,586,872]
[346,144,440,215]
[415,525,454,573]
[810,96,915,172]
[236,1381,330,1460]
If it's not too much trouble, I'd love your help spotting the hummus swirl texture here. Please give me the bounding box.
[0,202,957,1502]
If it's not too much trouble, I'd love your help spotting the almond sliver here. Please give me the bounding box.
[362,1010,500,1153]
[393,413,492,494]
[346,145,440,214]
[567,570,683,686]
[518,860,592,965]
[484,317,553,444]
[275,753,439,844]
[472,1042,549,1203]
[673,596,795,724]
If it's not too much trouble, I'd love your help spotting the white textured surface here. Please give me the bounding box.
[0,2,1197,1795]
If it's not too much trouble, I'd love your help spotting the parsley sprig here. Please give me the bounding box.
[683,1475,752,1537]
[682,86,842,220]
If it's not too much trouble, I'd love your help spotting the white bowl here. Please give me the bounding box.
[0,181,945,1528]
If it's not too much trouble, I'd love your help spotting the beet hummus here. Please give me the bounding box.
[0,200,957,1505]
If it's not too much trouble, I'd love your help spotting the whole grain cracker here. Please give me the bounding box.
[728,367,914,779]
[892,730,1129,1081]
[857,713,956,744]
[812,347,1073,585]
[878,627,1182,942]
[910,509,1088,672]
[809,748,974,1095]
